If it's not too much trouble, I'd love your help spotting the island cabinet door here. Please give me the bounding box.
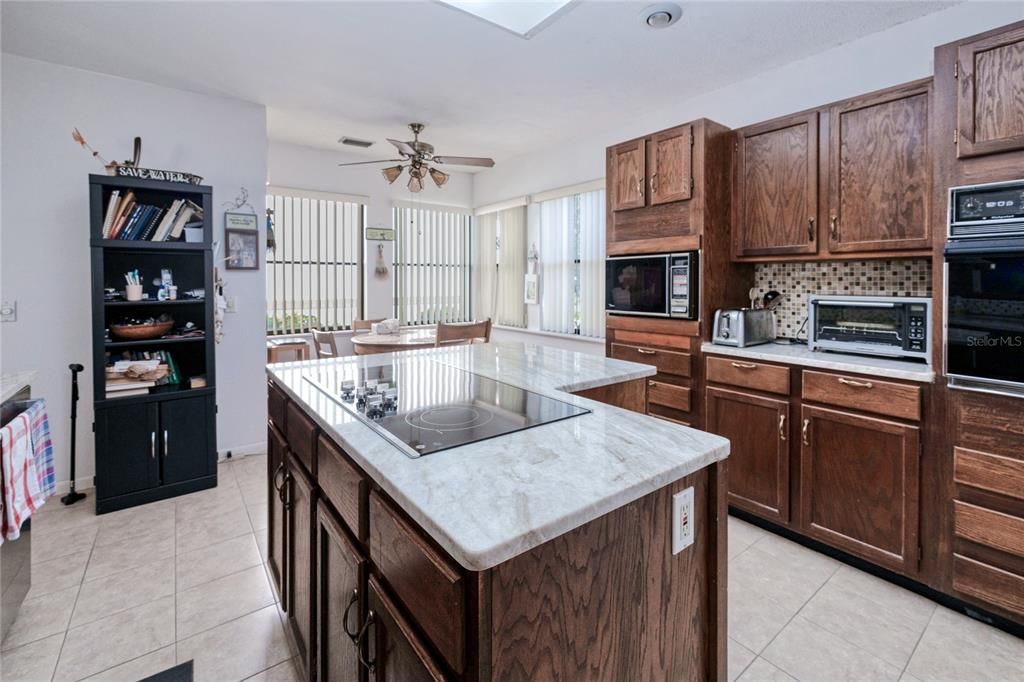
[826,81,932,254]
[705,387,790,523]
[956,24,1024,158]
[286,455,316,675]
[316,501,365,682]
[363,575,447,682]
[268,423,288,608]
[798,405,921,574]
[733,112,819,258]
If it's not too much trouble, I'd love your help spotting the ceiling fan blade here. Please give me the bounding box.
[337,159,404,167]
[387,138,417,156]
[432,155,495,168]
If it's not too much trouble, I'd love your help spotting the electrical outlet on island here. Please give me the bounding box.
[672,486,695,555]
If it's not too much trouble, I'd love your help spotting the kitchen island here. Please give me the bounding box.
[267,342,730,681]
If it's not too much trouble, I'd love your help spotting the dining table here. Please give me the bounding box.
[350,327,437,355]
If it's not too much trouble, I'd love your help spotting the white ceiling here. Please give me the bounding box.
[2,1,959,167]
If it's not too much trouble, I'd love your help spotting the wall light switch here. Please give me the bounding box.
[225,296,238,313]
[0,300,16,322]
[672,486,695,555]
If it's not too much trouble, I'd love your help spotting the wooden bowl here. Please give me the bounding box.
[109,320,174,340]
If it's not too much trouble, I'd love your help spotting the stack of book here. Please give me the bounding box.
[105,378,158,398]
[101,190,204,241]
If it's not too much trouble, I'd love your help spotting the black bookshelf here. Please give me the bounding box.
[89,174,217,513]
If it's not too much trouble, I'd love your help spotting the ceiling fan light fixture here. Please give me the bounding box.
[429,167,449,188]
[407,174,424,193]
[381,165,404,184]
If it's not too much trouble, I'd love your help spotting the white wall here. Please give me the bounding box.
[267,141,475,319]
[0,54,268,489]
[473,3,1024,206]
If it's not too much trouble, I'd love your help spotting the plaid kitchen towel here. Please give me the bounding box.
[0,411,45,542]
[26,400,56,497]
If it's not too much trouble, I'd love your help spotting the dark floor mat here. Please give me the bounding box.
[138,660,193,682]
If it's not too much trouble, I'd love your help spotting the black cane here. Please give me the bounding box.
[61,363,86,505]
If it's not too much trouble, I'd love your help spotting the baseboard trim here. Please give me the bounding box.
[218,441,266,460]
[53,477,96,496]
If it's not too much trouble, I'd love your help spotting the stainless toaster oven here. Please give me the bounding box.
[808,295,931,363]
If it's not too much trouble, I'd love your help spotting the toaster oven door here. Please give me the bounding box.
[811,301,908,351]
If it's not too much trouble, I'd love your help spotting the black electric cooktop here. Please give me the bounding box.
[303,361,589,458]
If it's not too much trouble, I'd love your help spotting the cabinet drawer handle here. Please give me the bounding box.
[342,588,360,642]
[163,430,169,458]
[356,609,377,672]
[778,414,787,441]
[650,173,658,194]
[150,432,156,460]
[281,472,292,507]
[801,418,810,446]
[649,380,657,387]
[807,217,815,242]
[731,362,757,369]
[838,377,873,389]
[636,348,657,355]
[273,462,285,493]
[830,215,839,239]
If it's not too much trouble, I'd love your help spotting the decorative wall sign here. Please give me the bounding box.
[225,212,259,231]
[115,165,203,185]
[366,227,395,241]
[225,228,259,270]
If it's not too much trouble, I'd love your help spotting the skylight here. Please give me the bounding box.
[438,1,574,38]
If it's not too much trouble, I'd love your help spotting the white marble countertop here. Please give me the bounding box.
[1,371,38,404]
[267,342,730,571]
[701,342,935,383]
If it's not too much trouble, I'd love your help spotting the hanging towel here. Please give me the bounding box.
[26,400,56,497]
[0,411,45,543]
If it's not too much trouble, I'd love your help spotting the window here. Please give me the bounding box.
[539,189,605,337]
[266,190,363,334]
[475,206,527,328]
[394,203,472,326]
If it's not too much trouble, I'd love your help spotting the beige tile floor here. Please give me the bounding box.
[1,454,1021,682]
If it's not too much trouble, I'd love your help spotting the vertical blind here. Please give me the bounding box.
[475,211,498,322]
[474,206,527,328]
[266,192,363,334]
[394,204,472,326]
[539,189,606,337]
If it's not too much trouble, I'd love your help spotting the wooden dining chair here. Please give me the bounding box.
[436,319,492,346]
[311,329,339,359]
[352,318,384,333]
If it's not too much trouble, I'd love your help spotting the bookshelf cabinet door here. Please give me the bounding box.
[159,395,215,485]
[95,402,161,499]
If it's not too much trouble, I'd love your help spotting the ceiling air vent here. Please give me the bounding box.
[339,137,374,148]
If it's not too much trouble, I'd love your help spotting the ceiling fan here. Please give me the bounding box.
[338,123,495,193]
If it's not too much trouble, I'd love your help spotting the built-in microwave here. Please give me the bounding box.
[605,252,698,319]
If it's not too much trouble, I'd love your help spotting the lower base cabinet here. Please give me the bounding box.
[316,501,365,682]
[799,405,921,574]
[286,457,315,677]
[365,575,447,681]
[268,424,288,608]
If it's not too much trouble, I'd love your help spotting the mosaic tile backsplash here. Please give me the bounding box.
[753,259,933,339]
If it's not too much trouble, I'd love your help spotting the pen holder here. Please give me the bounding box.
[125,284,144,302]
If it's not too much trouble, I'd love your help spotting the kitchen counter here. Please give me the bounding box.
[701,341,935,383]
[0,371,38,404]
[267,341,730,571]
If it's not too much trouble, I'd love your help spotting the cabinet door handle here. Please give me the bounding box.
[163,430,169,458]
[648,380,657,387]
[273,462,285,493]
[650,173,658,194]
[830,215,838,239]
[838,377,873,389]
[807,217,815,242]
[778,414,787,441]
[635,178,644,197]
[150,432,156,459]
[342,588,360,642]
[731,361,757,369]
[280,472,291,506]
[356,609,377,672]
[801,418,810,446]
[636,348,657,355]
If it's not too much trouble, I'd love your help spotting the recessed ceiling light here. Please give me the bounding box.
[438,1,575,39]
[639,3,682,29]
[338,136,374,148]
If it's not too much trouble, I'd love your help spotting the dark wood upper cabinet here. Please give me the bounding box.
[828,81,932,253]
[609,139,646,211]
[799,405,920,575]
[706,387,790,523]
[316,501,365,682]
[733,112,819,257]
[956,24,1024,158]
[649,124,693,205]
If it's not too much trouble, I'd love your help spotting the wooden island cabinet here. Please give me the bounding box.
[267,372,729,681]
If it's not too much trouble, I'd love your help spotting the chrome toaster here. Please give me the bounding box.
[712,308,775,347]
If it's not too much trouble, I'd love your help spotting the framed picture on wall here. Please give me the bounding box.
[524,274,538,304]
[225,226,259,270]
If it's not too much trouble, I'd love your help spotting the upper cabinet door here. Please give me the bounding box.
[828,81,932,254]
[733,112,819,257]
[609,139,646,211]
[956,25,1024,158]
[650,125,693,205]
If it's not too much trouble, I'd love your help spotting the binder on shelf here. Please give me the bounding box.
[101,190,120,238]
